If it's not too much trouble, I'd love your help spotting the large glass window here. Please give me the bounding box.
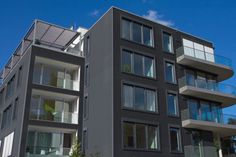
[123,84,157,112]
[143,26,153,46]
[186,70,195,86]
[165,62,176,83]
[136,124,146,149]
[132,22,142,43]
[187,99,199,120]
[167,93,178,116]
[133,54,143,76]
[121,19,131,40]
[134,87,145,110]
[148,126,159,150]
[163,32,173,53]
[122,50,132,73]
[123,122,159,150]
[122,50,155,78]
[200,101,211,121]
[146,90,156,112]
[123,85,133,108]
[144,57,154,77]
[123,123,134,148]
[170,127,181,152]
[187,98,223,123]
[121,19,154,47]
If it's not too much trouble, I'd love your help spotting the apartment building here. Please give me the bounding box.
[0,6,236,157]
[81,7,236,157]
[0,20,85,157]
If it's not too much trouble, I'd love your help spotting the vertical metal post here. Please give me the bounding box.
[33,20,37,44]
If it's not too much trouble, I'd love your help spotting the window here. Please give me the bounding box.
[134,87,145,110]
[2,132,14,157]
[165,62,176,83]
[123,85,133,108]
[122,50,132,73]
[132,22,142,43]
[6,76,15,99]
[123,122,159,150]
[1,105,13,129]
[123,84,157,112]
[163,32,173,53]
[123,122,134,148]
[121,19,154,47]
[122,50,155,78]
[148,126,159,150]
[136,124,146,149]
[13,98,19,120]
[121,19,131,40]
[85,64,89,87]
[167,93,178,116]
[133,54,143,76]
[170,127,182,152]
[143,26,153,46]
[17,66,23,87]
[83,96,88,119]
[144,57,154,78]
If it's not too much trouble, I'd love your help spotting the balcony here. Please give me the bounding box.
[176,46,233,81]
[0,20,84,85]
[26,131,74,157]
[26,146,70,157]
[179,76,236,107]
[30,92,78,124]
[181,108,236,137]
[33,58,80,91]
[184,145,218,157]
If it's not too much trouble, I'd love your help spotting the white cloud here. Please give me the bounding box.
[143,10,174,27]
[90,9,100,17]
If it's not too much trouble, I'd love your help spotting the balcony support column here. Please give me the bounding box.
[216,133,223,157]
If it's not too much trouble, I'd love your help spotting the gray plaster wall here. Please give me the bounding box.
[83,8,114,157]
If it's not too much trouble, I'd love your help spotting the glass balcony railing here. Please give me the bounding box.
[176,46,232,68]
[181,108,236,125]
[26,146,70,157]
[34,77,80,91]
[30,109,78,124]
[179,76,236,96]
[184,145,218,157]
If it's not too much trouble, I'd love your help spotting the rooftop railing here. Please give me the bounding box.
[0,20,83,85]
[176,46,232,68]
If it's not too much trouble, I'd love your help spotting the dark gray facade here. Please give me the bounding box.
[83,7,236,157]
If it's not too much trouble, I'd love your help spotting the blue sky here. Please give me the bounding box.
[0,0,236,114]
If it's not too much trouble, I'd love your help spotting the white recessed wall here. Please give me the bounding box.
[2,132,14,157]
